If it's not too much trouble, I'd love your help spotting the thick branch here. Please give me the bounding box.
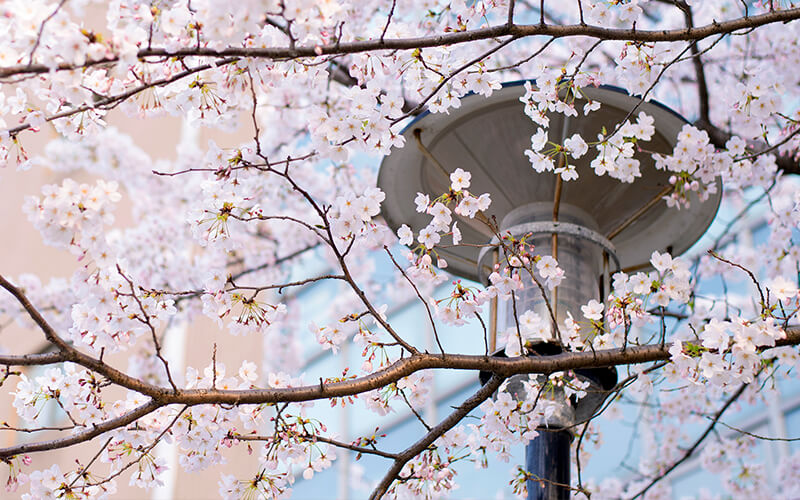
[3,272,800,411]
[0,351,68,366]
[695,119,800,175]
[0,400,160,458]
[102,324,800,406]
[682,4,711,123]
[0,275,73,352]
[2,8,799,80]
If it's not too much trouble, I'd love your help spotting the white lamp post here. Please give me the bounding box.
[378,81,721,499]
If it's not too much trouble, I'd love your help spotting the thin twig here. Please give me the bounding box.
[707,251,766,309]
[381,0,397,41]
[26,0,68,65]
[69,437,113,488]
[369,374,505,499]
[383,246,444,355]
[232,432,400,459]
[630,380,752,499]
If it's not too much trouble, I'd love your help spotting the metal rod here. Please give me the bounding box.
[552,176,563,221]
[606,185,673,241]
[552,114,570,264]
[549,114,570,334]
[552,175,563,259]
[620,261,654,274]
[413,128,451,178]
[489,249,498,352]
[602,250,610,337]
[550,167,564,339]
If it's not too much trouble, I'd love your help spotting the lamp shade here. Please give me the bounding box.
[378,81,721,282]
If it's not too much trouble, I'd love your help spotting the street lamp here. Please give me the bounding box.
[377,81,721,499]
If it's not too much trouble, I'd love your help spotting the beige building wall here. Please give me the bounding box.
[1,108,271,499]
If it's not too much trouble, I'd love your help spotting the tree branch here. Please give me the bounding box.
[231,432,400,460]
[3,272,800,424]
[695,119,800,175]
[681,3,711,123]
[369,373,506,499]
[0,400,161,458]
[2,8,800,80]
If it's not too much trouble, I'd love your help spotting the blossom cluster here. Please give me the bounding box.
[328,186,387,242]
[667,318,792,386]
[521,77,658,182]
[397,168,490,286]
[22,179,120,258]
[13,364,106,427]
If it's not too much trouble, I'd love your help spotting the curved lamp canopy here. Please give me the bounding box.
[378,81,721,283]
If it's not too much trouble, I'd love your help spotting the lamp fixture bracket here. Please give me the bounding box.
[477,221,620,285]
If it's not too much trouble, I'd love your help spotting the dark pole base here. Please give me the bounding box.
[526,429,572,500]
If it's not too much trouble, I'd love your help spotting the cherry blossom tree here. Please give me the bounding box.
[1,0,800,498]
